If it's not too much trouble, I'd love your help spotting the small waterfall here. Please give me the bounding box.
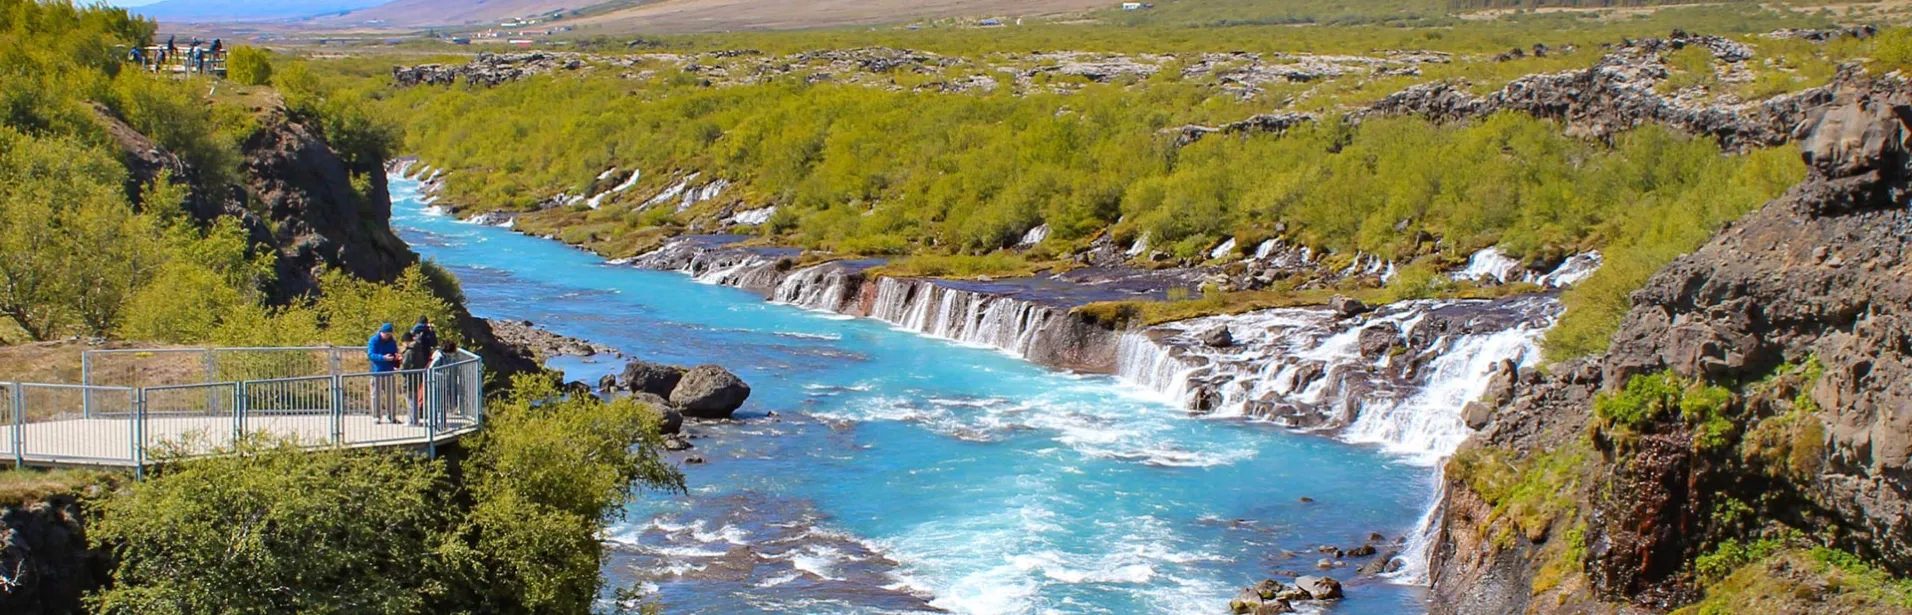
[1111,296,1556,461]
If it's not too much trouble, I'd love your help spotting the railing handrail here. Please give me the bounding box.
[7,345,486,477]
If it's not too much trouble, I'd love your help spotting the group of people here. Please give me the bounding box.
[365,316,462,425]
[129,35,224,74]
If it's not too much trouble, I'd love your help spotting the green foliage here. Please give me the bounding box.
[0,127,170,339]
[1683,548,1912,614]
[1384,263,1453,302]
[89,375,687,615]
[89,441,460,614]
[1696,537,1787,585]
[1873,28,1912,74]
[458,374,685,612]
[1545,144,1805,361]
[1593,370,1738,450]
[1449,444,1590,542]
[225,46,272,86]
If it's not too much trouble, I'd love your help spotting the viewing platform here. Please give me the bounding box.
[0,346,484,476]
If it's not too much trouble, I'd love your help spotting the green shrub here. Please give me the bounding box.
[89,441,461,614]
[225,46,272,86]
[1696,537,1786,585]
[459,374,684,612]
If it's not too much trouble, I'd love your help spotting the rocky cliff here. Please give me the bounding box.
[1430,74,1912,614]
[92,104,536,381]
[0,494,102,615]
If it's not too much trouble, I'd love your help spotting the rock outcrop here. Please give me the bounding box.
[0,494,105,615]
[393,52,586,87]
[486,319,623,360]
[1430,74,1912,613]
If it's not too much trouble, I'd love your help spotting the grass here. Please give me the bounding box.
[867,252,1047,278]
[1448,443,1591,543]
[1677,548,1912,614]
[0,467,125,508]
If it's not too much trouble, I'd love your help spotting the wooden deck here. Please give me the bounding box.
[0,415,479,468]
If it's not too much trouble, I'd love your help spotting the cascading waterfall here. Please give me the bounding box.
[1110,295,1561,583]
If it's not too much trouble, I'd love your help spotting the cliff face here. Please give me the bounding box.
[90,105,537,380]
[1431,75,1912,613]
[243,116,413,300]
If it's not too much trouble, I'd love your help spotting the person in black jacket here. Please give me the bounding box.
[400,332,433,425]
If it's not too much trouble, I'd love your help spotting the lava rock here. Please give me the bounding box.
[1357,551,1403,577]
[1330,295,1371,318]
[1199,325,1235,348]
[1461,400,1494,430]
[598,373,620,392]
[1357,323,1403,359]
[1294,575,1344,600]
[662,434,693,451]
[621,360,686,398]
[669,364,753,418]
[1346,544,1378,557]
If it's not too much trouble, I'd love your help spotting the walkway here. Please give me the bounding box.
[0,346,484,473]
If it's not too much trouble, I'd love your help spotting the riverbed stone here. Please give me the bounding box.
[1461,401,1493,430]
[1199,325,1235,348]
[1295,575,1344,599]
[622,360,686,397]
[670,364,753,418]
[1330,295,1371,318]
[1357,323,1403,359]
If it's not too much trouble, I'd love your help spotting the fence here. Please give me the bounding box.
[0,347,483,476]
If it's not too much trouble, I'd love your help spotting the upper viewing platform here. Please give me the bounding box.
[0,346,484,475]
[128,41,228,78]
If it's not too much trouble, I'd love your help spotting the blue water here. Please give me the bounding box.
[389,177,1432,614]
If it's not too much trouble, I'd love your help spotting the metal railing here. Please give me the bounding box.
[1,347,484,477]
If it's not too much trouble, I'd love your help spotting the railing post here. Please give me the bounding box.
[81,353,92,419]
[11,383,23,469]
[205,349,220,416]
[426,368,438,459]
[132,388,146,480]
[330,375,343,445]
[233,380,246,446]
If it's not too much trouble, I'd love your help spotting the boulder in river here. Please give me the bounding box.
[1357,550,1403,577]
[622,360,686,397]
[1357,323,1403,359]
[1199,325,1235,348]
[1329,295,1370,318]
[670,364,753,418]
[1294,575,1344,600]
[1461,400,1493,430]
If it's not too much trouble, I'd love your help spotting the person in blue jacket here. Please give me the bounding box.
[367,323,400,423]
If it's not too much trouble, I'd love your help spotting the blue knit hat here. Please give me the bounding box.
[379,322,395,333]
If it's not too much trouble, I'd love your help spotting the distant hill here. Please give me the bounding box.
[328,0,1108,31]
[320,0,608,27]
[132,0,393,22]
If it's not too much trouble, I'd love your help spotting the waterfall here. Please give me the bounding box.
[1110,296,1555,461]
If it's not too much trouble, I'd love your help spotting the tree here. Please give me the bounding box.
[453,374,685,613]
[225,46,272,86]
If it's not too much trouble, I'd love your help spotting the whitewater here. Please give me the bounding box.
[390,174,1545,614]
